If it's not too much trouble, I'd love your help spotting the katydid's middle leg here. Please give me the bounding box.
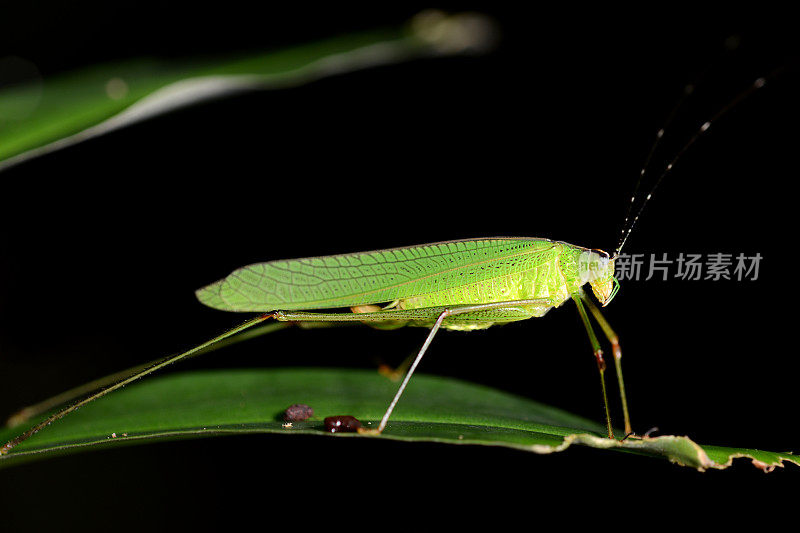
[377,353,415,382]
[286,299,552,435]
[350,304,413,381]
[357,309,451,435]
[280,300,550,435]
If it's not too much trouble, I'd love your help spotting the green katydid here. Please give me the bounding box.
[0,71,770,456]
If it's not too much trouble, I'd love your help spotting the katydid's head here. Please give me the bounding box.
[579,249,619,307]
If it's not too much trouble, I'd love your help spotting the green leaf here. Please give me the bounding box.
[0,11,492,171]
[0,368,796,472]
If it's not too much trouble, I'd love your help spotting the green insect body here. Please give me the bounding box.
[2,236,626,458]
[196,238,618,331]
[0,235,627,456]
[0,52,771,457]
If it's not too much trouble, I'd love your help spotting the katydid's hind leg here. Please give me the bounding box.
[5,320,297,428]
[350,305,408,331]
[2,313,277,456]
[580,293,632,437]
[572,295,614,439]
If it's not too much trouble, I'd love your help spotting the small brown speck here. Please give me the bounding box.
[324,415,362,433]
[283,404,314,422]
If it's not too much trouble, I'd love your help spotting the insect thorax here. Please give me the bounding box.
[394,242,587,326]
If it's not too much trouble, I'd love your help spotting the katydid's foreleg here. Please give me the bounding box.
[580,293,632,437]
[572,295,614,439]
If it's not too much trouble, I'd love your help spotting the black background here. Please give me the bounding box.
[1,3,798,527]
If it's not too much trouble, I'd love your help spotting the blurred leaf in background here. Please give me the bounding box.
[0,10,495,171]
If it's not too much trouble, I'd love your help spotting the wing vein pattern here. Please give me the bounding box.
[196,238,558,312]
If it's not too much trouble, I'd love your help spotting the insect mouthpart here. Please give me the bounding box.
[602,276,620,307]
[580,250,618,306]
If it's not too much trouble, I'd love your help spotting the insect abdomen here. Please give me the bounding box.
[398,244,568,310]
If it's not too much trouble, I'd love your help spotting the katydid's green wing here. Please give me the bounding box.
[196,238,558,312]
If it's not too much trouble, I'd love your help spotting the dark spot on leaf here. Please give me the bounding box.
[282,404,314,422]
[324,415,362,433]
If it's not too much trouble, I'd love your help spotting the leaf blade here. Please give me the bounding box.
[0,368,795,472]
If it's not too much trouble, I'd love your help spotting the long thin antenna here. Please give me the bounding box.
[618,82,695,245]
[613,72,774,257]
[617,39,745,257]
